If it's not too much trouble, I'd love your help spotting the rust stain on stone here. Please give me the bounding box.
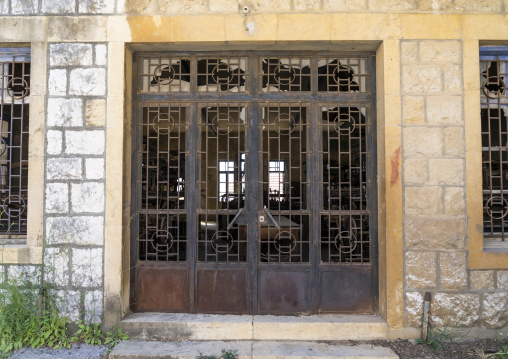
[127,16,171,42]
[390,146,401,186]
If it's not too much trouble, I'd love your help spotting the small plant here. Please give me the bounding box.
[198,348,238,359]
[416,322,465,351]
[76,321,105,345]
[104,324,129,349]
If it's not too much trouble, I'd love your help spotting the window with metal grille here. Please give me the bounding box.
[480,47,508,250]
[0,48,30,241]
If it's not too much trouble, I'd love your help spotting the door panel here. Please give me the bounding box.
[258,271,310,314]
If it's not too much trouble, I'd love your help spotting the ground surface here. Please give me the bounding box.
[6,344,109,359]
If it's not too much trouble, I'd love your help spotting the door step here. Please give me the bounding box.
[109,340,398,359]
[121,313,388,341]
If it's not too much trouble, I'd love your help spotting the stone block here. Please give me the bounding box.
[94,44,107,66]
[402,65,442,94]
[443,65,463,93]
[431,293,480,327]
[405,291,423,327]
[418,0,453,11]
[369,0,416,11]
[426,96,462,125]
[47,98,83,127]
[50,44,93,67]
[119,0,158,13]
[45,183,69,214]
[439,251,467,290]
[428,159,464,185]
[444,127,464,156]
[405,187,442,216]
[482,293,508,329]
[7,265,41,284]
[47,158,82,180]
[419,41,461,63]
[41,0,75,14]
[47,130,63,155]
[85,290,103,323]
[444,187,465,216]
[405,216,466,249]
[65,130,105,155]
[86,99,106,127]
[72,248,103,287]
[455,0,503,12]
[322,0,346,11]
[403,127,443,157]
[294,0,321,11]
[470,271,494,290]
[403,158,427,185]
[48,16,107,42]
[401,42,418,63]
[48,69,67,96]
[405,251,436,288]
[402,96,424,124]
[44,248,70,286]
[0,1,7,14]
[209,0,238,12]
[254,0,291,11]
[498,271,508,289]
[50,289,81,322]
[46,216,104,246]
[345,0,367,10]
[11,0,38,14]
[71,182,105,213]
[85,158,105,180]
[69,68,106,96]
[79,0,115,14]
[162,0,208,13]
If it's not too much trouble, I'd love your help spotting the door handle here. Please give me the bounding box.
[227,207,244,229]
[263,205,280,230]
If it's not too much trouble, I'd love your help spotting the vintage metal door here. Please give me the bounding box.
[131,52,377,314]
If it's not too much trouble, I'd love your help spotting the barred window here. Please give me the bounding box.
[0,48,30,240]
[480,47,508,250]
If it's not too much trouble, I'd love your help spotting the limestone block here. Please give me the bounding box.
[11,0,38,14]
[470,271,494,290]
[0,1,7,14]
[65,130,105,155]
[498,271,508,289]
[48,16,107,42]
[41,0,75,14]
[444,127,464,156]
[322,0,346,10]
[253,0,291,11]
[50,44,93,67]
[426,96,462,125]
[85,158,105,180]
[455,0,503,12]
[401,42,418,63]
[403,158,427,185]
[405,187,442,216]
[402,66,442,94]
[294,0,321,11]
[369,0,415,11]
[48,69,67,96]
[118,0,157,13]
[402,96,424,123]
[418,0,453,11]
[345,0,367,10]
[71,248,103,287]
[47,158,82,180]
[46,216,104,246]
[44,248,70,286]
[94,44,107,66]
[47,98,83,127]
[45,183,69,214]
[86,99,106,127]
[85,290,103,323]
[79,0,115,14]
[428,159,464,185]
[405,251,436,288]
[405,291,424,327]
[210,0,238,13]
[405,216,466,249]
[50,289,80,322]
[419,41,461,63]
[431,293,480,327]
[69,68,106,96]
[71,182,105,213]
[443,65,463,93]
[7,265,41,284]
[47,130,63,155]
[482,293,508,329]
[403,127,443,157]
[444,187,465,216]
[439,251,467,290]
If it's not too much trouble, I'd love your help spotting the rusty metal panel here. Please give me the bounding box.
[136,267,189,312]
[319,268,373,313]
[258,271,310,314]
[196,270,249,314]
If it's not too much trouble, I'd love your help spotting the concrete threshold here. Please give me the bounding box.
[121,313,388,341]
[109,340,399,359]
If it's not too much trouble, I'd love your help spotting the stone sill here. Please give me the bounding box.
[0,245,42,264]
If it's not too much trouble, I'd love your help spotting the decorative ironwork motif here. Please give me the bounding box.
[481,48,508,244]
[197,57,247,92]
[318,58,367,92]
[261,58,311,92]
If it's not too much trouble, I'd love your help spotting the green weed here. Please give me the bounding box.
[198,348,238,359]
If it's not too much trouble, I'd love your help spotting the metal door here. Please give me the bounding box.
[131,52,377,314]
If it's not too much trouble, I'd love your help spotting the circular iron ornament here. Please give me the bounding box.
[7,77,29,99]
[211,230,234,253]
[211,113,234,135]
[150,230,174,253]
[0,138,7,156]
[274,231,297,254]
[152,113,175,134]
[274,113,296,135]
[2,195,26,218]
[482,76,505,98]
[334,231,357,254]
[333,65,354,86]
[334,113,356,135]
[153,65,176,85]
[274,64,296,85]
[485,196,508,219]
[212,63,234,84]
